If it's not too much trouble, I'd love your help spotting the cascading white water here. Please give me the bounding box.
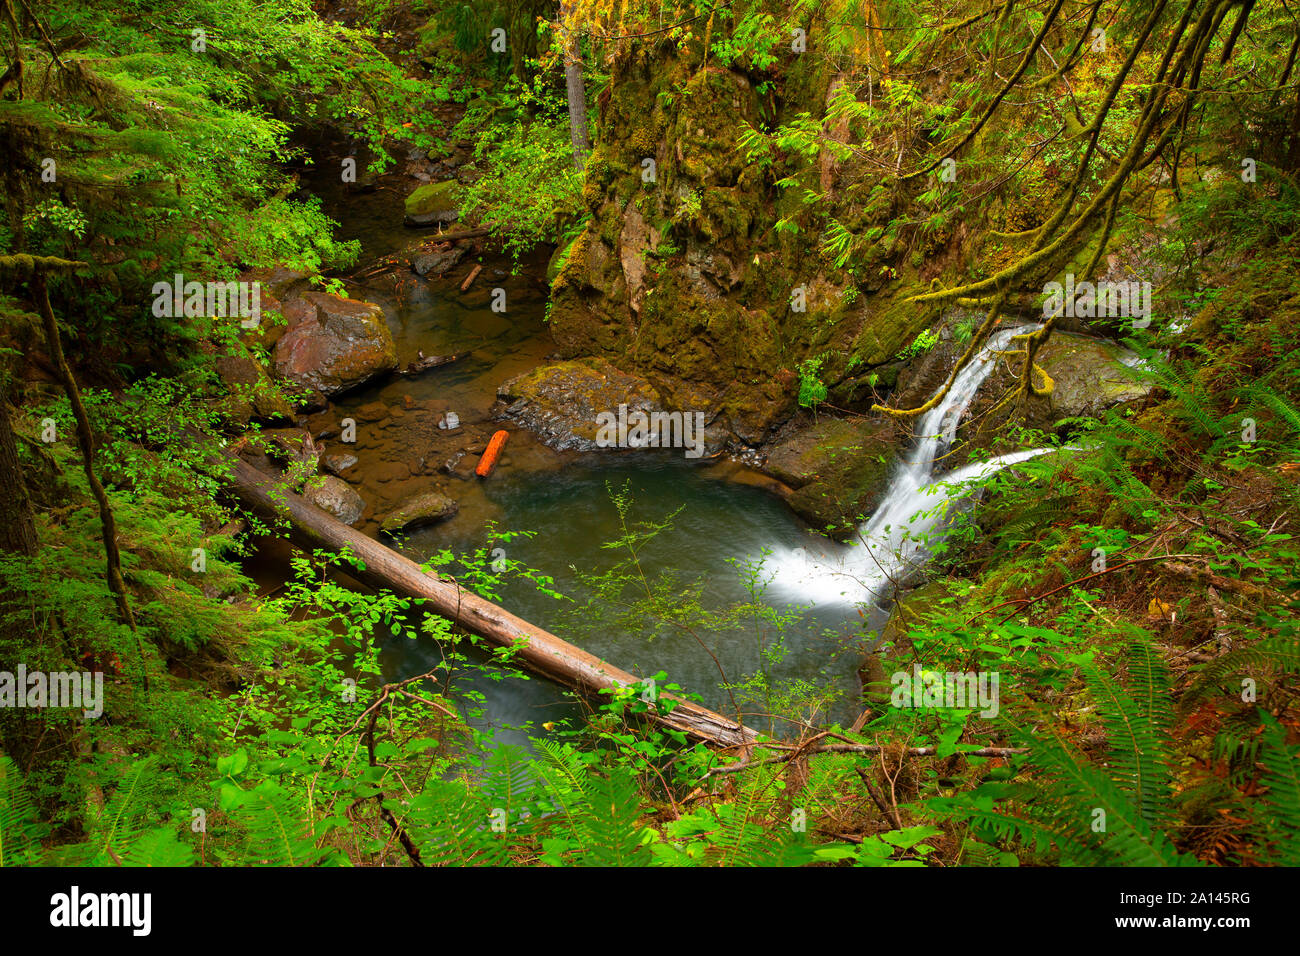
[764,325,1053,607]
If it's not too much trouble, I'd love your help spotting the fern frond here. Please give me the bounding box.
[0,755,45,867]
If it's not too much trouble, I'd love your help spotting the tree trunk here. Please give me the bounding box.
[560,2,591,171]
[33,274,139,637]
[0,386,38,557]
[225,456,758,749]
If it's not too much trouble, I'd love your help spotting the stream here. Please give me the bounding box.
[246,158,881,745]
[251,158,1056,748]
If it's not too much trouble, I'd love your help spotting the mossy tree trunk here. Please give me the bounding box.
[0,385,37,558]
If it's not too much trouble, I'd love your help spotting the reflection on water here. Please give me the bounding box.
[383,455,879,745]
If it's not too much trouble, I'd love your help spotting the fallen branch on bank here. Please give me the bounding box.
[704,741,1028,777]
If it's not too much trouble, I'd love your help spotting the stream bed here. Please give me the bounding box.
[251,158,876,745]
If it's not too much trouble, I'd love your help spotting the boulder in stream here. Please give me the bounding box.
[380,490,459,533]
[404,181,461,227]
[322,453,359,476]
[272,292,397,398]
[412,244,467,276]
[305,475,365,526]
[762,417,898,535]
[496,358,664,451]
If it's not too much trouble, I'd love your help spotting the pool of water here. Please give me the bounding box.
[381,454,881,744]
[274,154,877,746]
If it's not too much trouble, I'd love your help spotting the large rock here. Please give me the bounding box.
[959,332,1152,454]
[380,490,459,533]
[272,292,397,398]
[305,476,365,526]
[1030,334,1151,424]
[496,358,664,451]
[404,181,461,227]
[212,353,295,425]
[763,417,897,535]
[412,244,467,276]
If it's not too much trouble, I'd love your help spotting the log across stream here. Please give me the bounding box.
[228,456,761,749]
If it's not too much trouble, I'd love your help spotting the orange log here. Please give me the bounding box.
[475,429,510,478]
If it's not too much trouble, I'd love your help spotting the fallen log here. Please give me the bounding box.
[460,263,482,292]
[396,351,469,377]
[475,429,509,478]
[225,457,758,749]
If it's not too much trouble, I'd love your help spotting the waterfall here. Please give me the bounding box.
[764,325,1054,607]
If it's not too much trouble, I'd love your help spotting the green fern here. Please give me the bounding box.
[931,638,1198,866]
[0,755,45,867]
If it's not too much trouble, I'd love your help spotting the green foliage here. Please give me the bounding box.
[456,74,588,262]
[796,356,829,408]
[895,328,939,362]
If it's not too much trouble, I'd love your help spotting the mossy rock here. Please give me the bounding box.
[404,181,462,226]
[305,476,365,526]
[380,490,459,534]
[879,578,966,648]
[496,358,662,450]
[764,417,897,535]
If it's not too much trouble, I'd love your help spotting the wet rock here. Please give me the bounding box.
[344,174,379,195]
[404,180,461,227]
[370,461,411,483]
[305,476,365,526]
[1031,334,1151,423]
[322,453,358,476]
[272,292,397,398]
[412,244,467,276]
[961,331,1153,452]
[354,400,390,423]
[443,451,476,480]
[380,490,459,533]
[763,417,897,535]
[496,358,663,451]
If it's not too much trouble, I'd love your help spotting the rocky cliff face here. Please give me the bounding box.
[545,42,934,447]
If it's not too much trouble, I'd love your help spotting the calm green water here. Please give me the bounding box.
[381,454,879,744]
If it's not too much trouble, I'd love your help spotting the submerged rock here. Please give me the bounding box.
[380,490,459,533]
[272,292,397,398]
[305,476,365,526]
[322,453,358,476]
[412,244,467,276]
